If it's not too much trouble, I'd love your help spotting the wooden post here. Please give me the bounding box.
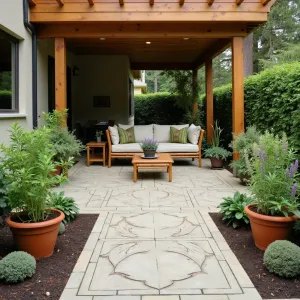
[232,37,245,160]
[55,38,67,113]
[205,59,213,143]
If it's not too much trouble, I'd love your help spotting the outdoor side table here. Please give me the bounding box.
[86,141,107,167]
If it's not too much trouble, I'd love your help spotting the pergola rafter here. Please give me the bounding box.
[87,0,94,6]
[55,0,64,6]
[28,0,36,7]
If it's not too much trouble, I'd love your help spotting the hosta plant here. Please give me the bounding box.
[218,192,255,228]
[47,191,79,223]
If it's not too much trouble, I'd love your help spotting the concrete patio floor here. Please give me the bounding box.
[57,157,263,300]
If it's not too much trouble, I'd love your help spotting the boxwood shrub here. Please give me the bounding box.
[200,63,300,151]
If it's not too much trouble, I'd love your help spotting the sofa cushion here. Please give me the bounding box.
[112,143,143,153]
[108,125,119,145]
[170,126,188,144]
[188,124,201,145]
[154,124,189,142]
[119,124,154,143]
[118,127,136,144]
[157,143,198,153]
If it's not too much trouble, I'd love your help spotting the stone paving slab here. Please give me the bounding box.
[59,158,276,300]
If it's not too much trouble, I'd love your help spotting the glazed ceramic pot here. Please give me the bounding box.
[244,204,298,250]
[6,209,65,259]
[143,150,156,158]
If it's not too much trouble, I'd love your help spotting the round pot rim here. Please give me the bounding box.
[245,203,298,222]
[6,208,65,229]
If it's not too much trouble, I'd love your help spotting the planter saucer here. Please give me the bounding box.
[141,154,159,159]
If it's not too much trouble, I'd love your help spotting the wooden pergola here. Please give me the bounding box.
[29,0,275,159]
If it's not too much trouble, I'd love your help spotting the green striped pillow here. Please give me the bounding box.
[118,126,136,144]
[170,126,188,144]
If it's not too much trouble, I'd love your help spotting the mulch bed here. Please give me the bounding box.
[210,213,300,299]
[0,214,98,300]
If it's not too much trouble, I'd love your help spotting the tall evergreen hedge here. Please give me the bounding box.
[0,91,12,109]
[134,93,187,125]
[200,63,300,150]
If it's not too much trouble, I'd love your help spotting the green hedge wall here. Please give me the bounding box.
[200,63,300,149]
[134,93,188,125]
[0,91,12,109]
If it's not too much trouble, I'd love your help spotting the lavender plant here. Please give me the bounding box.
[246,131,300,217]
[140,138,158,151]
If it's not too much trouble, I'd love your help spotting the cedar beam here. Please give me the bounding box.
[205,59,214,144]
[236,0,244,4]
[208,0,214,5]
[179,0,185,6]
[88,0,94,5]
[119,0,124,6]
[261,0,272,5]
[55,0,64,6]
[232,37,244,160]
[28,0,36,7]
[55,38,67,113]
[150,0,154,6]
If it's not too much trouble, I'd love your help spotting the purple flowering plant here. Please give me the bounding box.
[246,131,300,217]
[140,138,158,151]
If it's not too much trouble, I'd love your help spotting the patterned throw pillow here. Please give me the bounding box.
[118,126,136,144]
[169,126,188,144]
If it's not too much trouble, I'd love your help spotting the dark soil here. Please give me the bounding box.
[0,214,98,300]
[210,213,300,299]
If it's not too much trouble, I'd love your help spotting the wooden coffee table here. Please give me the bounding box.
[132,153,174,183]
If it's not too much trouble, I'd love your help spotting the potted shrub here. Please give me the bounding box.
[244,131,300,250]
[1,123,67,258]
[204,121,231,169]
[43,110,85,175]
[230,126,260,184]
[140,138,158,158]
[96,130,103,143]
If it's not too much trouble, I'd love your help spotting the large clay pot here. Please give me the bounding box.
[6,209,65,259]
[210,158,224,169]
[244,204,298,250]
[53,166,62,176]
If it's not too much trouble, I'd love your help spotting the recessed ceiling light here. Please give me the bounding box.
[146,41,151,44]
[100,38,106,40]
[183,37,190,40]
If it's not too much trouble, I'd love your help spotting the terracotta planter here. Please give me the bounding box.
[143,150,156,158]
[244,204,298,251]
[6,209,65,259]
[210,158,224,169]
[52,166,62,176]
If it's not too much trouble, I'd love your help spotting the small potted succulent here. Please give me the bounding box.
[204,121,231,169]
[1,123,67,258]
[96,130,103,143]
[244,131,300,250]
[140,138,158,158]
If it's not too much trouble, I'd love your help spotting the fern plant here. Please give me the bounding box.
[47,191,79,223]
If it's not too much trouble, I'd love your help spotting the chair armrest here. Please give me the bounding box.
[106,130,112,152]
[198,129,205,153]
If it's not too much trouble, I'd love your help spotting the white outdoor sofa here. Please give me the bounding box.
[106,124,205,168]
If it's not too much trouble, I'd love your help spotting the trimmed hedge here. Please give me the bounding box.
[200,63,300,149]
[134,93,187,125]
[0,91,12,109]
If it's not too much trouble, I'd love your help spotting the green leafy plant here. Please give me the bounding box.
[0,251,36,283]
[0,168,9,221]
[140,138,158,151]
[246,131,300,217]
[95,130,103,138]
[204,147,231,160]
[230,126,261,179]
[0,123,67,223]
[47,191,79,224]
[211,120,222,148]
[218,192,255,228]
[43,110,85,164]
[264,240,300,278]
